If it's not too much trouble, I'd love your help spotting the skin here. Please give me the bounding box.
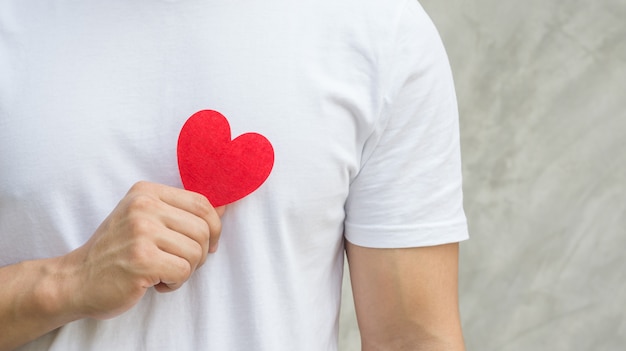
[1,181,464,350]
[346,242,465,351]
[0,181,224,351]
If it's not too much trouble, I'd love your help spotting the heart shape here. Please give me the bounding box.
[177,110,274,207]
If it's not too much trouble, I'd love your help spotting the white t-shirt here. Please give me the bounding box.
[0,0,468,349]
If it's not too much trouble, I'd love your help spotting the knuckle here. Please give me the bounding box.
[127,241,154,267]
[189,194,212,217]
[210,224,222,242]
[197,220,211,239]
[126,194,157,213]
[176,259,193,282]
[212,220,222,237]
[129,181,153,193]
[126,216,154,237]
[205,216,222,241]
[194,223,213,251]
[188,243,203,266]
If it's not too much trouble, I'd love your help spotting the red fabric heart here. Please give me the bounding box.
[177,110,274,207]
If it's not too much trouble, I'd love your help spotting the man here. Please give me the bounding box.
[0,0,468,349]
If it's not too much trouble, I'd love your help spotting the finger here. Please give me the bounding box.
[155,202,212,265]
[207,219,221,254]
[129,246,193,292]
[148,182,218,220]
[154,227,205,271]
[133,182,223,254]
[149,250,194,292]
[157,197,221,255]
[151,184,222,252]
[160,190,221,254]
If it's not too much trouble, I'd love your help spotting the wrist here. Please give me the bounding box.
[0,257,83,350]
[27,256,84,326]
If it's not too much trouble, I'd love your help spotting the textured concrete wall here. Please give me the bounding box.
[339,1,626,350]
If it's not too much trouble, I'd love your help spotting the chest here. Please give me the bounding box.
[0,2,387,232]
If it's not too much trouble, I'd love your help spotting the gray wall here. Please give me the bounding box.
[339,0,626,350]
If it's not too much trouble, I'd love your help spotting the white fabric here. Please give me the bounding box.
[0,0,468,350]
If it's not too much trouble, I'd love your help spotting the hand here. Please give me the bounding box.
[58,181,224,320]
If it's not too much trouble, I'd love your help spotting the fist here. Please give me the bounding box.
[60,181,224,320]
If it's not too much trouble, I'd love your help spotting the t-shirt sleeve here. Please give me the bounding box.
[344,0,469,248]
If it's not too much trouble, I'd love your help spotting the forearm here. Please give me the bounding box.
[0,257,79,351]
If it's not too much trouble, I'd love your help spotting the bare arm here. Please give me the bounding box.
[0,182,223,350]
[346,242,465,351]
[0,257,78,351]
